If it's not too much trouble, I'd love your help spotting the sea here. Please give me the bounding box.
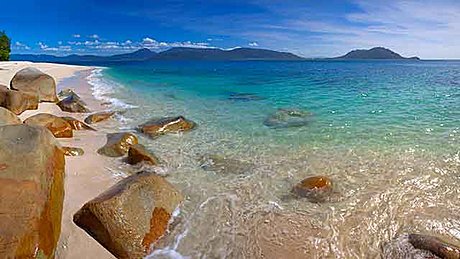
[85,60,460,258]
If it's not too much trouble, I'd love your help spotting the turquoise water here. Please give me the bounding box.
[104,60,459,153]
[88,60,460,258]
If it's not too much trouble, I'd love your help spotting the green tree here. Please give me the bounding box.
[0,31,11,61]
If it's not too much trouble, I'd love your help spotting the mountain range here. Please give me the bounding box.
[10,47,420,63]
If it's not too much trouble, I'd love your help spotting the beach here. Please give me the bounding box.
[0,62,116,258]
[0,60,458,258]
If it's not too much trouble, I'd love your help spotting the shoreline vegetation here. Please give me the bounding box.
[0,61,459,258]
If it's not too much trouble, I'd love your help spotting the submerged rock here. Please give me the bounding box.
[383,234,460,259]
[0,107,21,126]
[200,154,253,174]
[97,132,138,157]
[73,171,184,258]
[24,113,73,138]
[227,92,265,101]
[138,116,196,138]
[0,84,39,114]
[10,67,58,102]
[0,125,65,258]
[127,144,160,165]
[84,111,115,124]
[292,176,333,202]
[264,108,312,128]
[62,146,85,156]
[57,93,90,113]
[61,116,96,131]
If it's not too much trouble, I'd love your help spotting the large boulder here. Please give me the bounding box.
[73,171,184,258]
[138,116,196,138]
[97,132,138,157]
[264,108,312,128]
[292,176,333,202]
[127,144,160,165]
[383,234,460,259]
[61,116,96,131]
[10,67,58,102]
[0,124,65,258]
[0,84,38,115]
[57,94,90,113]
[0,106,21,126]
[84,111,115,124]
[24,113,73,138]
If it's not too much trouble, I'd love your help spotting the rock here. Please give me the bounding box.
[84,111,115,124]
[61,116,96,131]
[0,84,39,114]
[292,176,333,202]
[227,92,264,101]
[62,146,84,156]
[383,234,460,259]
[0,107,21,126]
[138,116,196,138]
[127,144,160,165]
[0,124,65,258]
[200,154,253,174]
[264,108,312,128]
[57,89,82,101]
[24,113,73,138]
[97,132,138,157]
[73,171,184,258]
[57,94,90,113]
[10,67,58,102]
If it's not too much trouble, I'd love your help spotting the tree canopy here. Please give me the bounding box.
[0,31,11,61]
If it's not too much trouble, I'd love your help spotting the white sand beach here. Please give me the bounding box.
[0,62,116,258]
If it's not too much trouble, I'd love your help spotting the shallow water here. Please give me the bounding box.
[88,60,459,258]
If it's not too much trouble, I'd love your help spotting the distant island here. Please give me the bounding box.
[11,47,304,63]
[10,46,421,63]
[334,47,420,60]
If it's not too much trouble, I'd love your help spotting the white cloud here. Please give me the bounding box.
[14,42,31,50]
[72,34,81,38]
[89,34,100,39]
[249,42,258,47]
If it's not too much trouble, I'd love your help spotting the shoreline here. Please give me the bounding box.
[0,62,117,258]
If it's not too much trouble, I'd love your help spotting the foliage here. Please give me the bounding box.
[0,31,11,61]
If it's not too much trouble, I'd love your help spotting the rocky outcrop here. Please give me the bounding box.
[0,124,65,258]
[0,84,39,114]
[200,154,253,174]
[57,93,90,113]
[264,108,312,128]
[73,171,184,258]
[10,67,58,102]
[24,113,73,138]
[383,234,460,259]
[127,144,160,165]
[138,116,196,138]
[97,132,138,157]
[292,176,333,202]
[0,106,21,126]
[61,116,96,131]
[84,111,115,124]
[62,146,85,156]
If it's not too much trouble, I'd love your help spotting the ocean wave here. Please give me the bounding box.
[86,68,138,110]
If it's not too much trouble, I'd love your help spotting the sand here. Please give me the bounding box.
[0,62,116,258]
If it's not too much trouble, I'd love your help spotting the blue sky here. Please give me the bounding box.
[3,0,460,58]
